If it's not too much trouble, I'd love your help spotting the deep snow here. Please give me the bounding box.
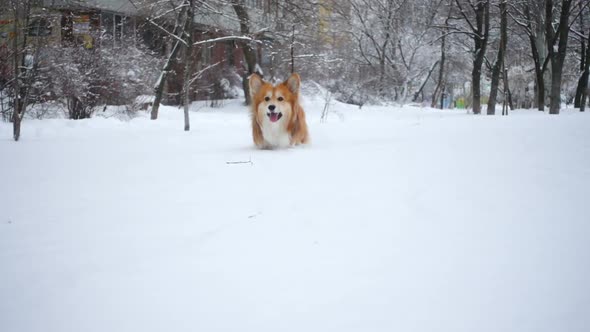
[1,99,590,332]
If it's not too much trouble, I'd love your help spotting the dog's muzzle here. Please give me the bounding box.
[267,111,283,123]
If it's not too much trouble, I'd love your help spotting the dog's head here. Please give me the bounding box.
[249,73,301,125]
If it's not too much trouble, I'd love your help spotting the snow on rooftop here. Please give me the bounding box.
[45,0,138,15]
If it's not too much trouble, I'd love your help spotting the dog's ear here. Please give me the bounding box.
[285,73,301,94]
[249,73,263,97]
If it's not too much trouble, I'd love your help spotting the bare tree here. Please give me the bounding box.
[146,0,265,118]
[573,2,590,110]
[395,1,442,102]
[579,25,590,112]
[149,1,190,120]
[502,61,510,115]
[8,0,28,140]
[432,1,452,108]
[231,0,261,106]
[345,0,405,97]
[487,0,508,115]
[545,0,574,114]
[454,0,490,115]
[510,0,550,111]
[182,0,194,131]
[4,0,48,141]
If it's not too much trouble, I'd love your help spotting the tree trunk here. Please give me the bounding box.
[12,85,24,141]
[151,4,190,120]
[580,28,590,112]
[291,25,295,74]
[12,112,21,141]
[232,1,259,106]
[523,2,547,111]
[505,73,514,110]
[574,2,586,108]
[546,0,573,115]
[581,81,588,113]
[472,59,483,114]
[378,2,394,98]
[575,72,587,108]
[69,97,79,119]
[468,0,489,115]
[413,61,438,103]
[534,65,545,111]
[502,64,509,115]
[10,0,31,141]
[431,18,447,108]
[182,0,194,131]
[12,6,21,141]
[487,0,507,115]
[549,59,564,114]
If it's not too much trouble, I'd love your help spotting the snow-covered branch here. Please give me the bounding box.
[193,35,262,46]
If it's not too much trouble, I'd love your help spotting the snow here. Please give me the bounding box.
[1,99,590,332]
[254,63,264,76]
[134,95,155,104]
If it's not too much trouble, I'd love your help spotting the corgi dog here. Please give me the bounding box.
[249,73,309,149]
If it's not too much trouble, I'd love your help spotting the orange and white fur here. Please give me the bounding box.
[249,73,309,149]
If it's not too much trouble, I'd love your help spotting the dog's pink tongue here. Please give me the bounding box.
[269,113,280,122]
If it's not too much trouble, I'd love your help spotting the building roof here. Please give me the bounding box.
[44,0,139,15]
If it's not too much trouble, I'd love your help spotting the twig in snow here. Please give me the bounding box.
[320,90,332,123]
[226,156,253,166]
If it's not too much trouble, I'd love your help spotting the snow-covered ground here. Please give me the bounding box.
[1,98,590,332]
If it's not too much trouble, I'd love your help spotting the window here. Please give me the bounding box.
[200,45,212,66]
[245,0,264,10]
[27,18,52,37]
[101,13,128,47]
[226,41,235,67]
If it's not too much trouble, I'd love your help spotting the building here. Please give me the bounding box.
[0,0,140,50]
[166,1,278,103]
[1,0,277,104]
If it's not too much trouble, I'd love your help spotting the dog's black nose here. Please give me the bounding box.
[268,105,276,111]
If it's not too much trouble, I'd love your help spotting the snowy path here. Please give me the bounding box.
[1,101,590,332]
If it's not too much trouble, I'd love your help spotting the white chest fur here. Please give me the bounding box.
[260,120,291,148]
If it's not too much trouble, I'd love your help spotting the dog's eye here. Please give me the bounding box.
[278,97,284,101]
[265,96,270,102]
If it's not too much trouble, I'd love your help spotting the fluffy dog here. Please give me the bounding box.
[249,73,309,149]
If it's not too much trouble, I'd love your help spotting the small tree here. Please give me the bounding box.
[50,47,101,119]
[6,0,46,141]
[148,0,191,120]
